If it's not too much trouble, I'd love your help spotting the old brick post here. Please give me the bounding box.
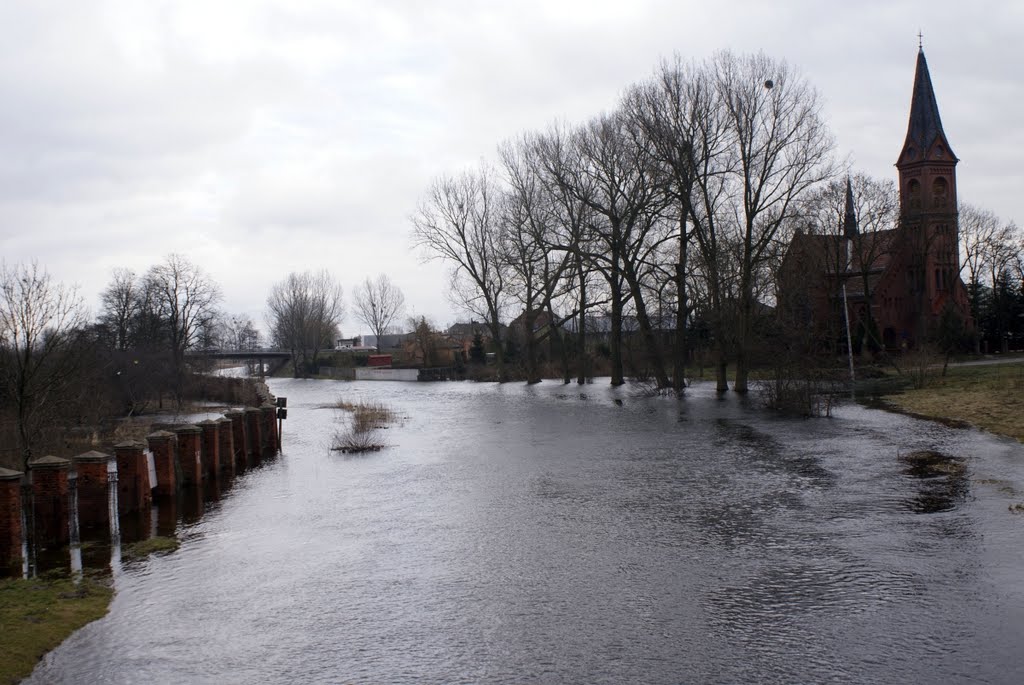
[244,408,263,460]
[217,417,235,477]
[147,431,177,497]
[198,420,220,481]
[0,468,24,573]
[224,411,248,468]
[174,425,202,487]
[261,404,278,455]
[114,441,151,514]
[29,456,71,549]
[73,451,115,532]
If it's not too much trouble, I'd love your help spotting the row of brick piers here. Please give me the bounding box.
[0,403,282,576]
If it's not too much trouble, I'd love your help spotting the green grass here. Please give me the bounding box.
[882,362,1024,442]
[0,576,113,684]
[122,536,180,561]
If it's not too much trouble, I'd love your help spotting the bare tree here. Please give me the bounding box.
[144,254,222,396]
[539,113,671,387]
[266,270,344,377]
[353,274,406,347]
[959,203,1018,319]
[0,261,87,468]
[498,136,576,384]
[412,164,511,381]
[98,268,139,352]
[534,124,603,384]
[624,55,704,392]
[218,313,262,351]
[713,51,836,392]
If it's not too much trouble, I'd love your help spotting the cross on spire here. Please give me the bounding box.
[918,29,923,50]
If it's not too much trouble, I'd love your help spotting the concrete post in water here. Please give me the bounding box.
[198,420,220,481]
[114,441,151,514]
[73,451,115,532]
[147,431,177,497]
[244,408,263,460]
[29,456,71,549]
[174,425,202,487]
[0,468,24,574]
[260,404,278,455]
[216,417,235,477]
[224,411,248,467]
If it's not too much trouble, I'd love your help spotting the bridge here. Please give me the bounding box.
[186,348,293,377]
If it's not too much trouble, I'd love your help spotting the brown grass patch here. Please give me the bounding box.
[883,363,1024,442]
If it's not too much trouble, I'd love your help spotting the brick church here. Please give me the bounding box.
[779,48,973,351]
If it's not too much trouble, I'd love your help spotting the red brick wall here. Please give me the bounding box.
[217,418,235,476]
[74,454,112,531]
[31,462,70,548]
[245,409,263,459]
[0,476,23,571]
[175,427,202,486]
[226,412,248,467]
[199,422,220,481]
[148,433,177,497]
[115,442,151,513]
[261,405,278,454]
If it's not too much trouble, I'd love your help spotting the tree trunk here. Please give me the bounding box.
[673,212,689,393]
[524,310,540,384]
[621,264,670,389]
[576,256,588,385]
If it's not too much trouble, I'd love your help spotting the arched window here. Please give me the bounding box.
[932,177,948,208]
[908,179,922,210]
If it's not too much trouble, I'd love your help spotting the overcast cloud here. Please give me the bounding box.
[1,0,1020,335]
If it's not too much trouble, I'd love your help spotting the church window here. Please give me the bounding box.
[932,177,948,208]
[908,180,922,210]
[935,269,941,290]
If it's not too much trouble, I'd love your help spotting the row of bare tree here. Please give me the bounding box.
[412,50,1024,390]
[265,272,407,377]
[413,51,836,390]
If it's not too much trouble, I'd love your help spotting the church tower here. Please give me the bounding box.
[894,47,964,330]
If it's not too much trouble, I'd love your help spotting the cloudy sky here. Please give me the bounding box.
[1,0,1021,337]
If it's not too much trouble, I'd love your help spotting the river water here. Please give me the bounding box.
[28,378,1024,683]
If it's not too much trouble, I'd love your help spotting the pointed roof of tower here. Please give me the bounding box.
[843,177,859,238]
[903,48,956,159]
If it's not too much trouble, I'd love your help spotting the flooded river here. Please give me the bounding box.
[29,379,1024,683]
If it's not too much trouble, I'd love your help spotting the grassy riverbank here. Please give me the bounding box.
[881,361,1024,442]
[0,575,113,684]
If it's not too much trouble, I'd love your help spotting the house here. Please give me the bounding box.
[779,47,972,351]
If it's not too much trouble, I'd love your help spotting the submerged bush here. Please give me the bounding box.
[331,399,396,453]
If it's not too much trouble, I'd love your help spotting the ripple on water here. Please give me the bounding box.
[25,378,1024,684]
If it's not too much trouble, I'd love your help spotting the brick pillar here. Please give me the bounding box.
[244,408,263,459]
[0,468,24,573]
[147,431,177,497]
[198,420,220,481]
[29,456,71,548]
[225,411,247,467]
[217,417,235,477]
[73,451,115,532]
[261,404,279,454]
[174,425,202,487]
[114,441,151,514]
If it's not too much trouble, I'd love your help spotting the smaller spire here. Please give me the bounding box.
[843,177,859,239]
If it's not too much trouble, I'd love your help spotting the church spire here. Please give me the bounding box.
[843,177,858,239]
[903,48,955,159]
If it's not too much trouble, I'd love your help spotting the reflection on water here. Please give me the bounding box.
[28,379,1024,684]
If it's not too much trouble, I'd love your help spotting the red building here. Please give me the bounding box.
[780,48,972,351]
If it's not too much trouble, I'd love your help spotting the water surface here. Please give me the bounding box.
[29,379,1024,683]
